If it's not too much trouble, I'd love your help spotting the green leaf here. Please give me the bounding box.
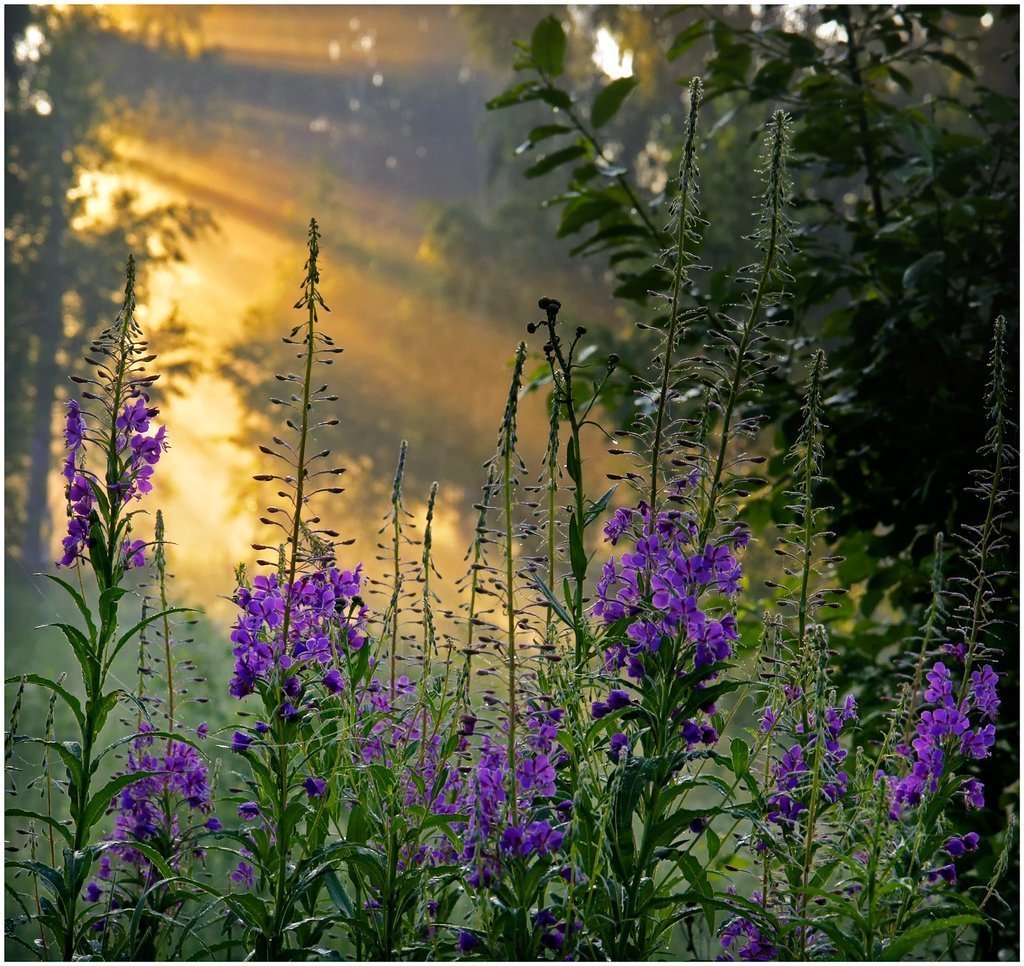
[38,574,97,643]
[557,196,622,238]
[5,808,74,848]
[879,914,983,959]
[524,145,587,179]
[346,802,370,845]
[537,87,572,110]
[5,860,68,902]
[224,891,270,931]
[324,870,354,917]
[668,22,708,60]
[584,485,617,527]
[750,59,796,102]
[98,585,127,629]
[485,80,541,111]
[609,756,660,865]
[530,122,572,141]
[45,621,96,676]
[531,16,567,77]
[14,736,84,788]
[705,824,722,859]
[566,435,582,482]
[6,674,85,732]
[711,19,734,50]
[929,50,975,79]
[568,514,587,583]
[591,77,638,129]
[569,223,652,257]
[530,573,575,628]
[902,251,945,290]
[730,737,749,777]
[106,606,191,672]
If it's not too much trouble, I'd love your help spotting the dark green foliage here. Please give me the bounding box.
[484,0,1018,900]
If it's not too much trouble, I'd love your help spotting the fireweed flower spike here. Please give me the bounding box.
[647,76,705,515]
[6,258,198,960]
[491,342,528,826]
[227,220,366,958]
[528,295,619,667]
[57,257,169,574]
[701,109,793,544]
[82,513,213,960]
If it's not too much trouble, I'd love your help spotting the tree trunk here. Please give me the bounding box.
[21,125,69,572]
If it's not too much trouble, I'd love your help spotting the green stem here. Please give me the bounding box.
[504,440,518,827]
[269,228,320,956]
[650,79,701,512]
[700,234,778,544]
[700,115,788,543]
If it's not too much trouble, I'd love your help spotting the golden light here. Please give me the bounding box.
[592,26,633,80]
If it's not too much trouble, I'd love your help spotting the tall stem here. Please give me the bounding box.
[649,78,702,512]
[504,438,518,827]
[701,113,789,542]
[389,440,407,697]
[497,343,526,826]
[270,222,321,954]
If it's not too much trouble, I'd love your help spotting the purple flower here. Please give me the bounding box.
[196,722,209,739]
[943,833,978,858]
[603,507,634,545]
[500,824,524,856]
[85,881,102,903]
[523,819,564,857]
[238,802,260,821]
[923,662,953,705]
[279,701,300,723]
[609,732,630,760]
[968,664,1000,721]
[606,688,632,711]
[926,863,957,885]
[130,425,167,466]
[962,778,985,810]
[205,817,222,831]
[101,733,212,883]
[121,538,146,571]
[230,861,255,889]
[323,669,344,694]
[117,397,155,435]
[591,700,610,720]
[961,724,996,759]
[943,642,967,662]
[456,931,478,953]
[517,754,556,797]
[230,731,253,753]
[64,400,88,451]
[718,911,777,961]
[304,775,327,799]
[700,724,719,745]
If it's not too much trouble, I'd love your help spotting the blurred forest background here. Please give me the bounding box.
[5,4,1019,956]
